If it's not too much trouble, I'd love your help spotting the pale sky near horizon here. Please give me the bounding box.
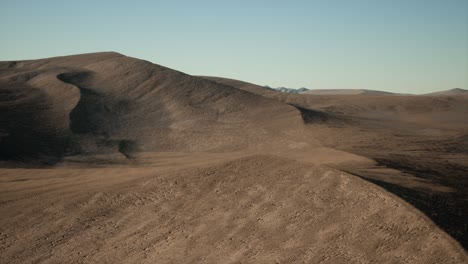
[1,0,467,93]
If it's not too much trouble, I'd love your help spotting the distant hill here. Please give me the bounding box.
[302,89,395,95]
[423,88,468,96]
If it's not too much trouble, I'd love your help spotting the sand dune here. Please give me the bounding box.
[1,155,466,263]
[206,76,468,251]
[0,53,308,164]
[1,53,467,263]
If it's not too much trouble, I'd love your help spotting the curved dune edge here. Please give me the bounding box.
[331,163,467,259]
[0,154,465,263]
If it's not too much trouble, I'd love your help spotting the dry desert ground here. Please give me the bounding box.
[1,52,467,263]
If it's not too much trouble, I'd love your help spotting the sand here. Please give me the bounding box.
[1,53,467,263]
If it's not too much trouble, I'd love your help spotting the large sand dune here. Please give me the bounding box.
[1,53,467,263]
[0,53,308,164]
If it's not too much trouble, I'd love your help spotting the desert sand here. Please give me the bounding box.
[1,52,467,263]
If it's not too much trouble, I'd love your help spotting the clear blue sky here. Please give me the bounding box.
[1,0,467,93]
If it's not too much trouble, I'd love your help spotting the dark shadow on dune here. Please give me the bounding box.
[58,72,133,137]
[290,104,345,125]
[69,87,104,134]
[0,131,70,166]
[68,87,128,136]
[0,72,141,167]
[291,105,329,123]
[57,72,142,160]
[347,159,468,250]
[118,140,139,159]
[0,84,72,166]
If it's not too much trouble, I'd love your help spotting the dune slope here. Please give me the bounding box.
[206,76,468,249]
[0,53,306,163]
[0,155,465,263]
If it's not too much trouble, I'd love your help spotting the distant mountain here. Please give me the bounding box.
[268,86,310,94]
[302,89,395,95]
[423,88,468,96]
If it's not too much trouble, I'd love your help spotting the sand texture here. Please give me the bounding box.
[1,53,467,263]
